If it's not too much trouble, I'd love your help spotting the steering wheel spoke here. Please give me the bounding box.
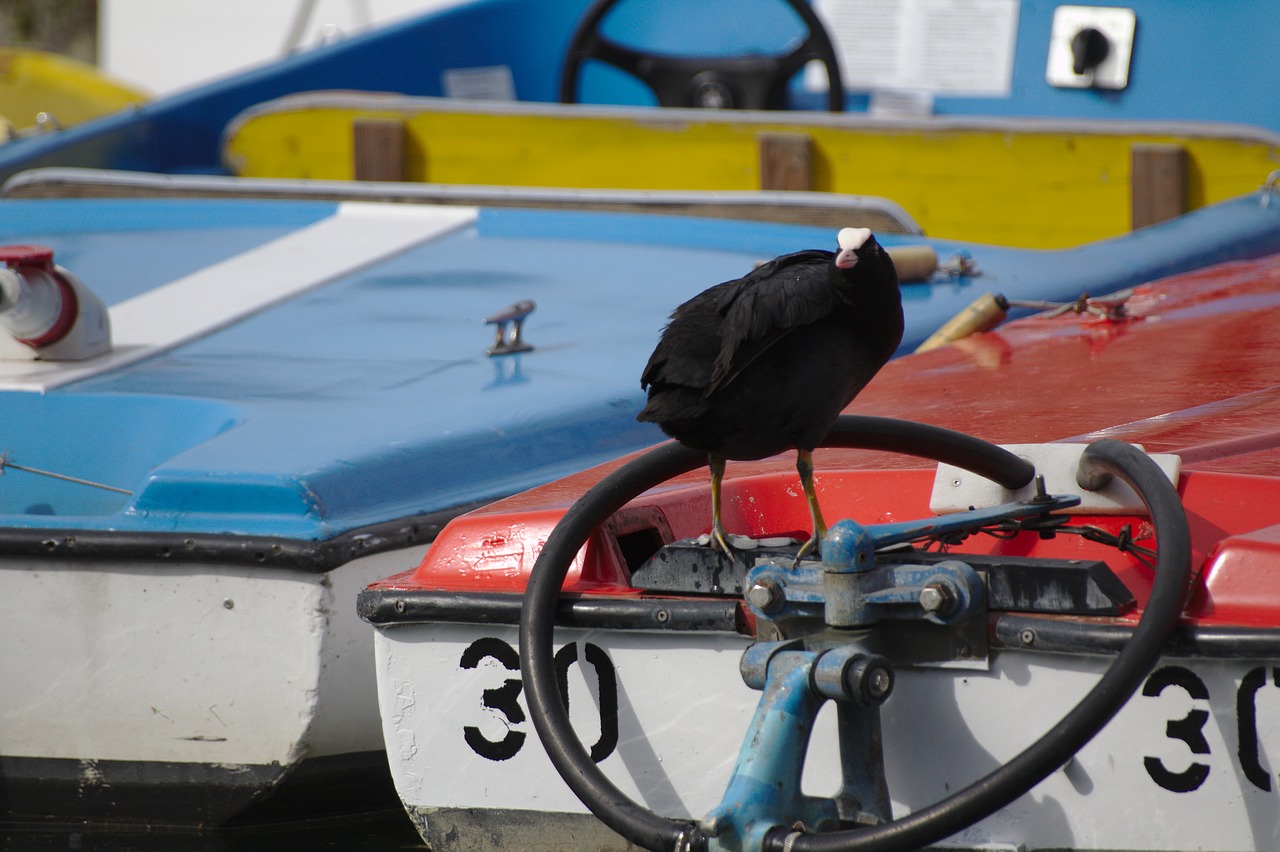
[571,30,649,79]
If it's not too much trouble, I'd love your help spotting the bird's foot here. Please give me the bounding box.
[710,520,735,557]
[692,517,738,556]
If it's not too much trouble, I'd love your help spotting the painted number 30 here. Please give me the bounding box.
[1143,664,1279,793]
[459,636,619,763]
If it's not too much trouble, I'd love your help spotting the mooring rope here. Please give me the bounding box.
[0,454,133,495]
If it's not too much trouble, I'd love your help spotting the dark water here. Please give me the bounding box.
[0,812,427,851]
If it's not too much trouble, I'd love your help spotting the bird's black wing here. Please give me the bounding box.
[708,250,838,392]
[639,279,734,393]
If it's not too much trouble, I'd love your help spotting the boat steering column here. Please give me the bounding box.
[520,416,1191,852]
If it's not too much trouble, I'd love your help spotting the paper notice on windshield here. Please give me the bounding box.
[810,0,1019,96]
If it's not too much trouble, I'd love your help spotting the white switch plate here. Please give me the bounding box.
[930,443,1181,515]
[1046,5,1136,90]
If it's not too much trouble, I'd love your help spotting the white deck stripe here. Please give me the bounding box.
[0,203,478,393]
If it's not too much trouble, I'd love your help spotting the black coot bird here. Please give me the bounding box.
[638,227,903,560]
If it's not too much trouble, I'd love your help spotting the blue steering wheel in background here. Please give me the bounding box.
[559,0,846,110]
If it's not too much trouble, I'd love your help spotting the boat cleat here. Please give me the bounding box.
[483,298,536,356]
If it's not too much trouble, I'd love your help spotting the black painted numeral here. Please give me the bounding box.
[1142,665,1211,792]
[1237,666,1280,792]
[459,636,619,764]
[459,636,526,761]
[1142,664,1280,794]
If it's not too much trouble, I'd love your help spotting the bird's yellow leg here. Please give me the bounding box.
[709,454,733,555]
[794,449,827,564]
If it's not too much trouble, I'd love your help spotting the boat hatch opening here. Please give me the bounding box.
[602,504,674,578]
[614,526,665,574]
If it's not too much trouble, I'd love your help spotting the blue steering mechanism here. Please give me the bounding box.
[519,417,1191,852]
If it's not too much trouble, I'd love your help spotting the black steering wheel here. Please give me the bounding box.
[558,0,846,111]
[519,416,1192,851]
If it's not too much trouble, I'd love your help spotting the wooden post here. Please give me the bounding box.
[1131,143,1187,230]
[353,119,407,182]
[758,133,813,191]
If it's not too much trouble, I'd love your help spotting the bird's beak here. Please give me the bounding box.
[835,227,872,270]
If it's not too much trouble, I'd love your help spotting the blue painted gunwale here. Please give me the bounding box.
[1,193,1278,543]
[1,1,1279,182]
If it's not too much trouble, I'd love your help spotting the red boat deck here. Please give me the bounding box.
[369,253,1280,632]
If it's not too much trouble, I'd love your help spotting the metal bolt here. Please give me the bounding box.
[919,582,955,614]
[745,578,783,613]
[1020,628,1036,646]
[866,666,892,700]
[223,599,234,610]
[841,654,894,705]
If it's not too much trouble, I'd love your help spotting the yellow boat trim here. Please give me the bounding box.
[223,95,1280,248]
[0,48,147,132]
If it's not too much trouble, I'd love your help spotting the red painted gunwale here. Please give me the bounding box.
[370,253,1280,630]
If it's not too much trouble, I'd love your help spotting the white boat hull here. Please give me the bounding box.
[375,621,1280,851]
[0,544,426,825]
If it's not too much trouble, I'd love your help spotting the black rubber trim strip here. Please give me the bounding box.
[363,588,1280,661]
[359,588,741,632]
[996,614,1280,660]
[0,499,493,572]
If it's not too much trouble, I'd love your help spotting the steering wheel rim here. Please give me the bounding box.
[519,417,1192,851]
[558,0,846,111]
